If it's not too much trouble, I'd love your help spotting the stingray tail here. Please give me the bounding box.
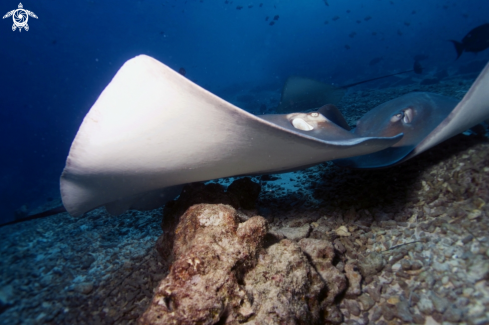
[450,40,465,60]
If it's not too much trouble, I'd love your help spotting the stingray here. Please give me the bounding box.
[334,59,489,168]
[59,55,402,217]
[275,61,423,114]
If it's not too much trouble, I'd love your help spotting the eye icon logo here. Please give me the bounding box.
[3,3,38,32]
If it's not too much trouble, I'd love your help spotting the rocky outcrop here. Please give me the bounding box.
[139,204,268,324]
[142,203,351,324]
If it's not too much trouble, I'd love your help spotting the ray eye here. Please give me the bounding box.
[310,112,319,117]
[402,108,414,124]
[390,112,403,123]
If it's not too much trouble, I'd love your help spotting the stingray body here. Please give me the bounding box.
[334,59,489,168]
[60,55,402,217]
[275,61,422,114]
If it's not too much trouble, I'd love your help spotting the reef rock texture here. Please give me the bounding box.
[139,204,268,324]
[155,179,261,268]
[144,203,350,324]
[298,238,347,304]
[243,239,339,324]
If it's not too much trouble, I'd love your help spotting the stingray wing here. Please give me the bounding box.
[60,55,402,217]
[401,60,489,163]
[276,76,346,114]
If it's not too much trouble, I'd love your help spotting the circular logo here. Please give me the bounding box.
[13,9,28,28]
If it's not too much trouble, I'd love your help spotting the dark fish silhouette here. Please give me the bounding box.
[269,21,275,26]
[349,32,356,38]
[178,67,186,76]
[259,3,263,7]
[332,15,339,21]
[324,20,329,24]
[265,16,269,21]
[236,5,242,10]
[369,57,383,66]
[248,5,253,8]
[450,23,489,59]
[413,60,423,74]
[345,45,351,50]
[323,0,329,6]
[346,10,351,13]
[364,16,372,21]
[274,15,279,20]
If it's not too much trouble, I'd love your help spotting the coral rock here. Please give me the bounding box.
[243,239,326,324]
[139,204,268,324]
[299,238,347,303]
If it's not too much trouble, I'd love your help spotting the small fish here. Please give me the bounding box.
[323,0,329,6]
[356,20,361,24]
[404,21,410,26]
[411,10,416,14]
[332,15,339,21]
[345,44,351,50]
[349,32,356,38]
[248,5,253,8]
[413,61,423,74]
[265,16,269,21]
[369,57,383,66]
[346,9,351,13]
[236,5,242,10]
[178,67,186,76]
[450,23,489,59]
[364,16,372,21]
[274,15,279,20]
[259,3,263,7]
[269,21,275,26]
[372,31,377,36]
[397,29,403,36]
[324,20,329,24]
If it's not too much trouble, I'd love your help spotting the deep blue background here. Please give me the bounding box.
[0,0,488,224]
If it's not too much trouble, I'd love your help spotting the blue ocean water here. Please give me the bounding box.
[0,0,488,225]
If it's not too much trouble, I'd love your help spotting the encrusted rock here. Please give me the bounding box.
[276,223,311,241]
[139,204,268,324]
[357,252,385,277]
[243,239,327,324]
[345,262,362,297]
[299,238,347,303]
